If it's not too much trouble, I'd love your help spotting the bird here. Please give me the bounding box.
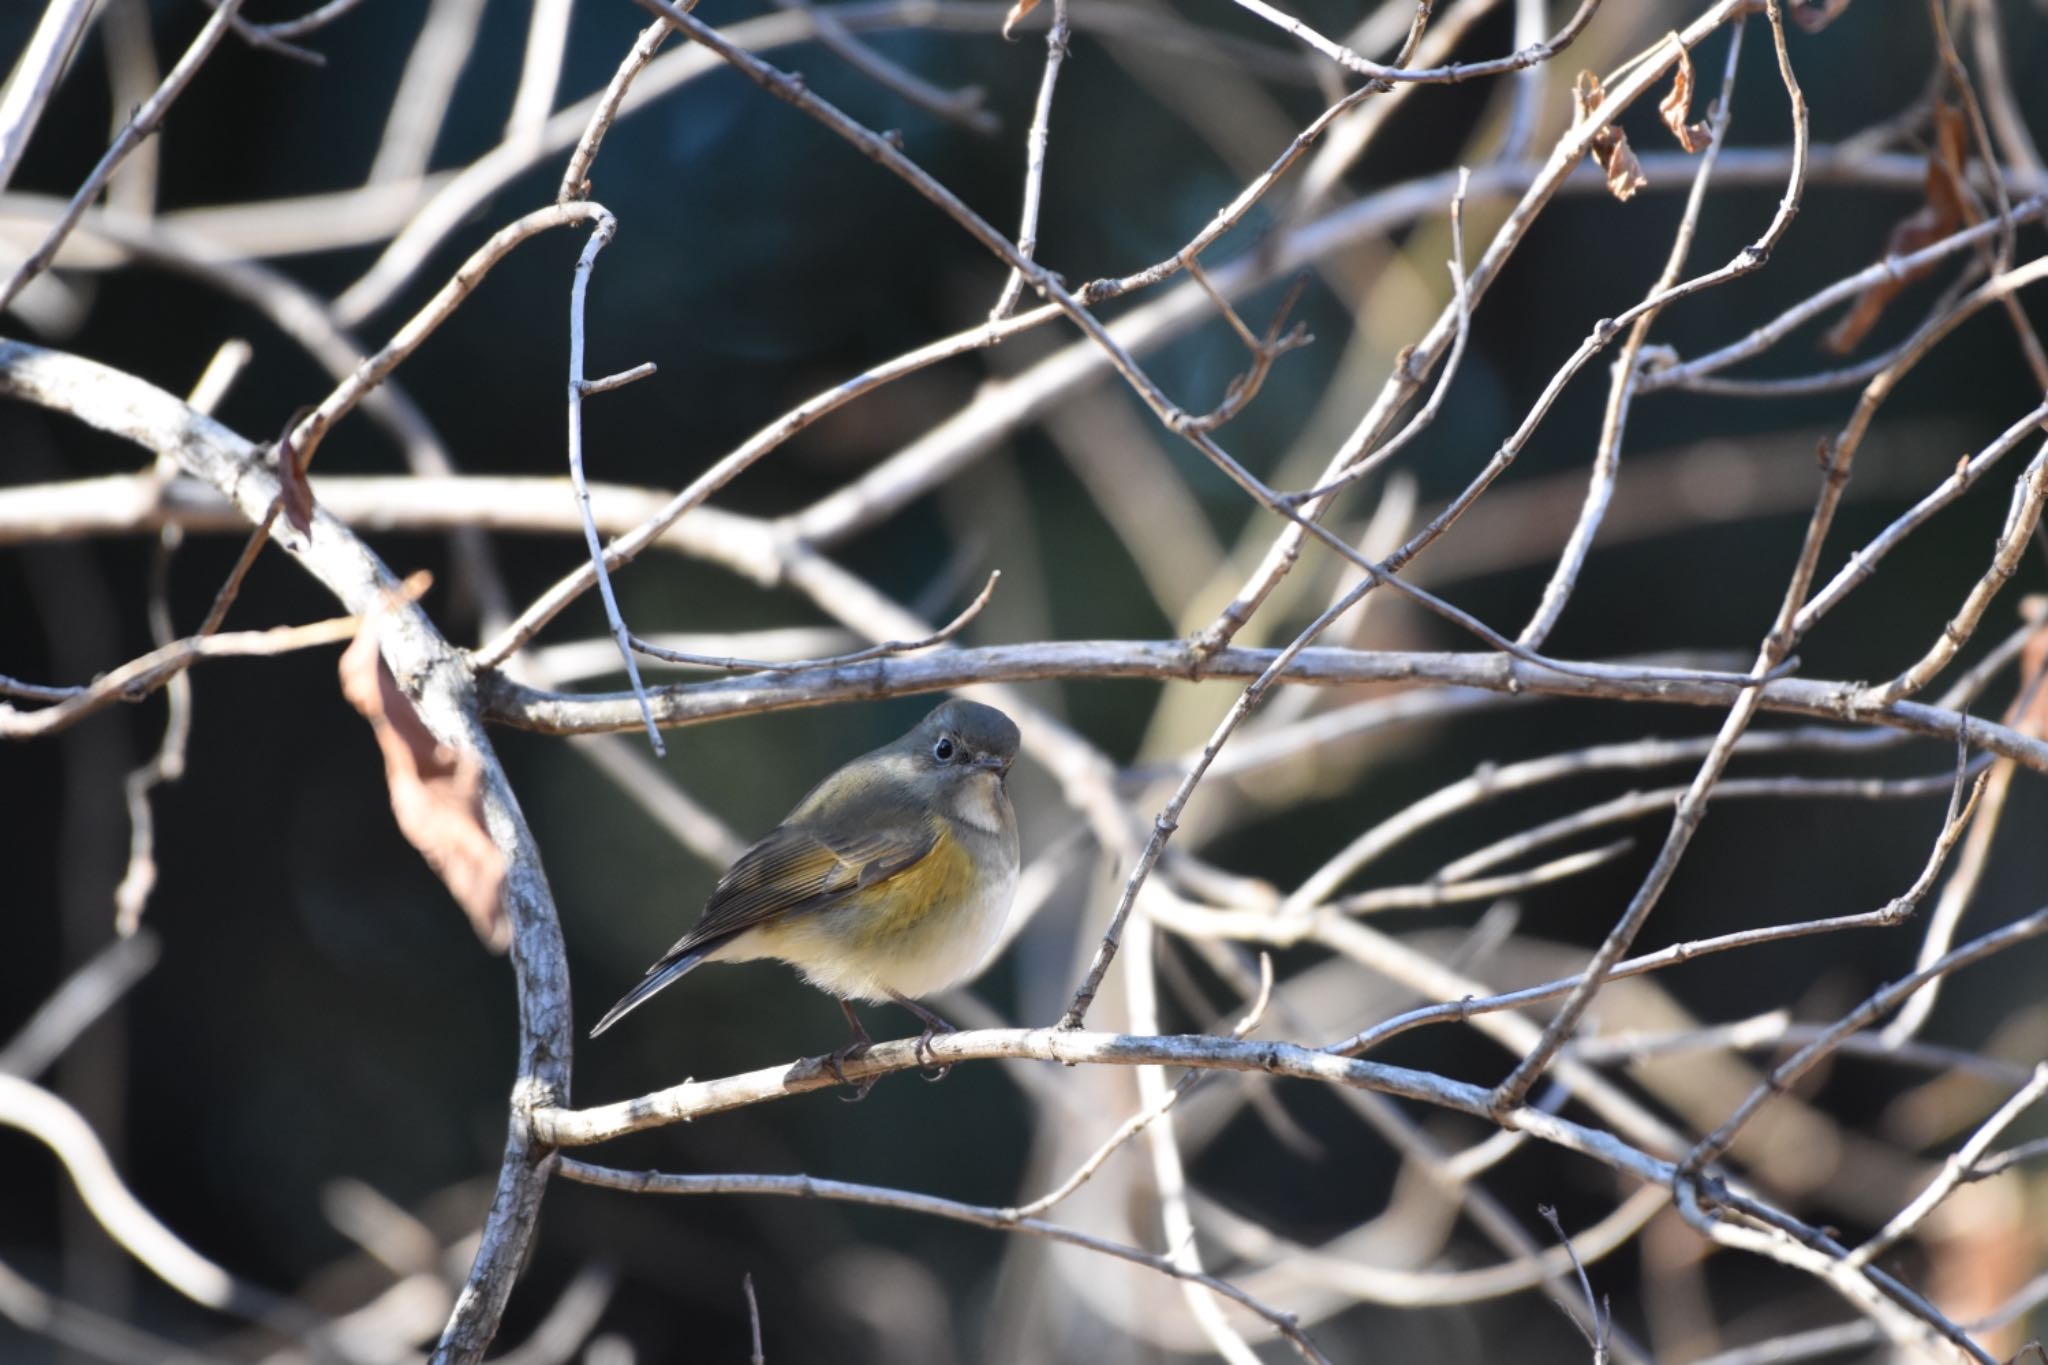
[589,699,1021,1097]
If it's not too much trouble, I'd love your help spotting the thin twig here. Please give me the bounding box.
[1882,618,2048,1045]
[1538,1204,1611,1364]
[0,1074,304,1326]
[578,362,658,397]
[558,16,671,202]
[1488,0,1813,1118]
[632,572,999,672]
[504,0,574,144]
[1964,0,2044,179]
[474,641,2048,775]
[1794,403,2048,638]
[1,613,372,740]
[619,0,1768,708]
[290,201,612,468]
[990,0,1069,318]
[563,207,664,753]
[367,0,486,187]
[1428,769,1968,890]
[1221,0,1599,84]
[1679,905,2048,1175]
[1334,840,1634,914]
[1638,195,2048,393]
[1177,263,1315,433]
[743,1273,765,1365]
[768,0,997,134]
[1334,766,1986,1055]
[0,0,98,192]
[1519,17,1746,648]
[1566,1014,2033,1084]
[1012,955,1272,1220]
[1192,0,1756,658]
[113,537,191,936]
[1863,441,2048,705]
[1060,567,1402,1029]
[196,504,281,641]
[0,934,161,1079]
[1124,917,1262,1364]
[1846,1061,2048,1268]
[0,0,247,311]
[559,1159,1331,1363]
[245,0,373,41]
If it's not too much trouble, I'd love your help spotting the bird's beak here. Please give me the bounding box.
[975,752,1012,774]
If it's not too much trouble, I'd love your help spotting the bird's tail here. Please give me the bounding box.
[588,947,712,1038]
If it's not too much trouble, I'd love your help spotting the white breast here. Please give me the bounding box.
[873,844,1018,1000]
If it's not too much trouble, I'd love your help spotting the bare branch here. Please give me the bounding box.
[0,0,246,311]
[558,1158,1331,1362]
[478,642,2048,775]
[0,933,160,1079]
[0,0,98,193]
[561,206,664,753]
[1847,1062,2048,1269]
[0,337,573,1365]
[1,611,370,740]
[1680,905,2048,1174]
[632,571,1000,672]
[990,0,1069,318]
[0,1074,296,1324]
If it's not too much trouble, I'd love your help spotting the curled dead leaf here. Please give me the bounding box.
[1575,70,1647,202]
[339,592,509,952]
[1658,42,1714,154]
[274,406,317,540]
[1001,0,1039,41]
[1821,102,1970,355]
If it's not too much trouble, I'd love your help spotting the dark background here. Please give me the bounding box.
[5,0,2048,1360]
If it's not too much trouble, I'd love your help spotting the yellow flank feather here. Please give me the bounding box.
[738,822,997,1001]
[847,824,976,947]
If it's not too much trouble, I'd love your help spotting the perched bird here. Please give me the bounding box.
[590,700,1021,1096]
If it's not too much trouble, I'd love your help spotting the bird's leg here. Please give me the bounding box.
[888,991,956,1081]
[830,999,877,1102]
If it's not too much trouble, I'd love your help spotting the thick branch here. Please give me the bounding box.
[0,339,569,1365]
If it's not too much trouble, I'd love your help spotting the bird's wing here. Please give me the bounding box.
[675,807,940,953]
[589,770,937,1038]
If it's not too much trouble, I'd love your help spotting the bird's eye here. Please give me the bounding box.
[932,736,956,762]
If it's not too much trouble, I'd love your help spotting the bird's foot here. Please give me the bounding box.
[890,992,957,1082]
[915,1026,954,1082]
[828,1039,877,1102]
[832,999,878,1101]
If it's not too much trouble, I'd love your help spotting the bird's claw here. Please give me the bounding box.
[887,992,958,1083]
[828,1040,876,1102]
[914,1023,954,1081]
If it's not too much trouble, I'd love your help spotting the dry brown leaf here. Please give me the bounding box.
[1658,42,1714,154]
[1575,71,1646,201]
[1595,131,1647,200]
[1001,0,1039,41]
[1572,70,1605,121]
[1821,103,1970,354]
[339,598,509,952]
